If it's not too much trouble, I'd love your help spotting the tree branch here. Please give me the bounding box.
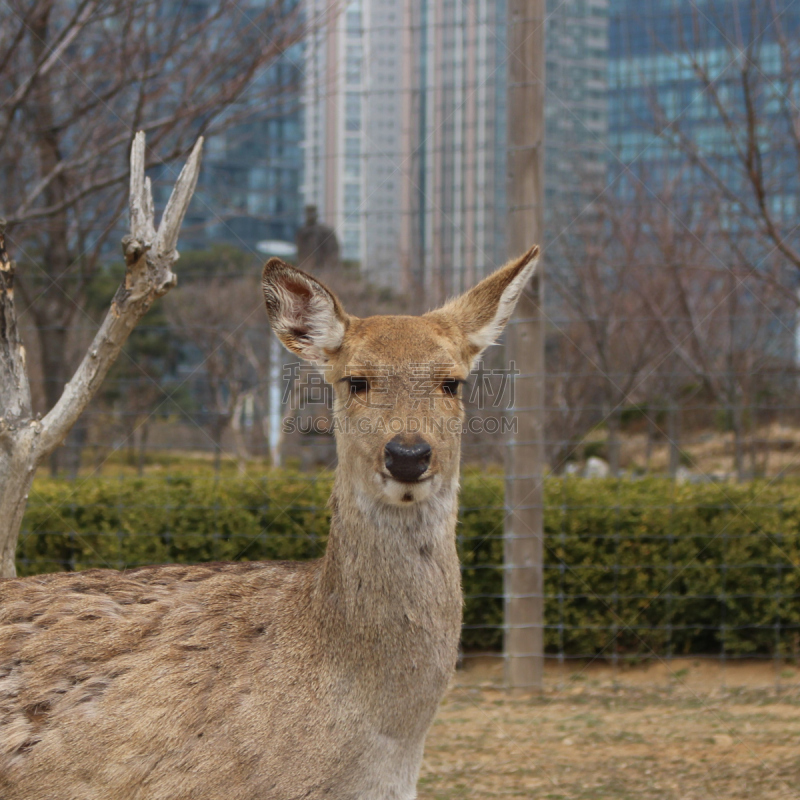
[36,132,203,457]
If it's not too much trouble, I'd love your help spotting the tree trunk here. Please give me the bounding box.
[211,416,226,475]
[645,406,656,474]
[1,219,35,578]
[760,410,770,478]
[28,6,78,478]
[748,404,759,478]
[668,401,681,479]
[731,397,745,482]
[0,433,38,577]
[607,404,621,478]
[231,393,249,475]
[137,419,150,477]
[64,417,89,479]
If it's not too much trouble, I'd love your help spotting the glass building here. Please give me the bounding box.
[181,44,305,254]
[607,0,800,363]
[608,0,800,212]
[544,0,610,244]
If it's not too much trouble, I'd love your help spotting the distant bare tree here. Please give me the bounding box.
[548,195,665,476]
[644,1,800,304]
[545,325,606,474]
[0,0,302,472]
[631,183,794,480]
[165,272,262,473]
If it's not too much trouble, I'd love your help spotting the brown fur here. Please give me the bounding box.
[0,247,538,799]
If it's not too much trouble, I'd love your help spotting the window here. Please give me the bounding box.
[344,183,360,218]
[344,137,360,177]
[249,167,269,190]
[346,7,361,34]
[345,92,361,132]
[346,44,362,84]
[343,228,360,260]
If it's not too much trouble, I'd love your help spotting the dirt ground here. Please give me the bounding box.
[418,658,800,799]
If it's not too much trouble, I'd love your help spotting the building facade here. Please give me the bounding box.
[544,0,609,241]
[301,0,511,305]
[608,0,800,207]
[182,45,305,254]
[301,0,610,303]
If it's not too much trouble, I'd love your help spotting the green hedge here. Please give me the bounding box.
[17,473,800,658]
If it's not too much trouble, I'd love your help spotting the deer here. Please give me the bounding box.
[0,245,539,800]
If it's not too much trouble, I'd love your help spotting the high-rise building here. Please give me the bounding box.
[544,0,609,241]
[301,1,372,268]
[183,45,305,253]
[607,0,800,366]
[302,0,511,303]
[302,0,610,303]
[399,0,509,303]
[607,0,800,204]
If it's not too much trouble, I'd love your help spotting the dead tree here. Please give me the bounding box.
[0,132,202,578]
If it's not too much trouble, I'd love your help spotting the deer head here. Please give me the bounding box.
[262,246,539,507]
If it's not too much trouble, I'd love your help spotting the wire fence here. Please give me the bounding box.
[15,314,800,689]
[7,0,800,701]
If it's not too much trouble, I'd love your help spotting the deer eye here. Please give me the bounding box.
[441,379,462,397]
[344,376,369,395]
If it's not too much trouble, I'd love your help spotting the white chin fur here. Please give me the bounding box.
[376,473,438,506]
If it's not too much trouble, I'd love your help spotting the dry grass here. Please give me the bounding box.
[419,658,800,799]
[617,423,800,478]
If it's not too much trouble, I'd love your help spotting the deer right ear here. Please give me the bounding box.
[262,259,349,363]
[428,245,539,366]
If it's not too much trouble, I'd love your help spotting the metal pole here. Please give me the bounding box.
[504,0,546,691]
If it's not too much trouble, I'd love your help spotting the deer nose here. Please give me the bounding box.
[384,436,432,482]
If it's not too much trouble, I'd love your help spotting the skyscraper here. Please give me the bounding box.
[302,0,509,304]
[544,0,609,241]
[302,0,610,303]
[183,45,305,254]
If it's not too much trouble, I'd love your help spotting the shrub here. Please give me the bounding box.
[18,473,800,658]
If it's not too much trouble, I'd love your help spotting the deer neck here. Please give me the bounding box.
[315,468,462,637]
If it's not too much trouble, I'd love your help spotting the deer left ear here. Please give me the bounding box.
[429,245,539,364]
[261,258,350,364]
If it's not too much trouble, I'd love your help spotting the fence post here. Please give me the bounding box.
[504,0,546,691]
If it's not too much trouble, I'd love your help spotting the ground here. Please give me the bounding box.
[419,658,800,799]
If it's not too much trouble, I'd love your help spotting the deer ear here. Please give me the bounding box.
[431,246,539,364]
[262,258,349,363]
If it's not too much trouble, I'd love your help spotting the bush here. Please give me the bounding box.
[18,473,800,659]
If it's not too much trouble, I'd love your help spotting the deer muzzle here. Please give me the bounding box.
[384,435,432,482]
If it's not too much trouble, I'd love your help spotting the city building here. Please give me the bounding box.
[181,44,306,254]
[301,0,610,304]
[607,0,800,205]
[607,0,800,364]
[544,0,609,242]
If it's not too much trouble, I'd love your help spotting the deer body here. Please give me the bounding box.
[0,247,538,798]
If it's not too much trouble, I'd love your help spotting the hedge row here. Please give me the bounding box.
[17,472,800,658]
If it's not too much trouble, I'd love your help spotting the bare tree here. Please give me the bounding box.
[545,324,607,474]
[0,0,302,472]
[641,1,800,304]
[0,132,202,578]
[165,272,262,473]
[548,196,665,476]
[633,185,794,481]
